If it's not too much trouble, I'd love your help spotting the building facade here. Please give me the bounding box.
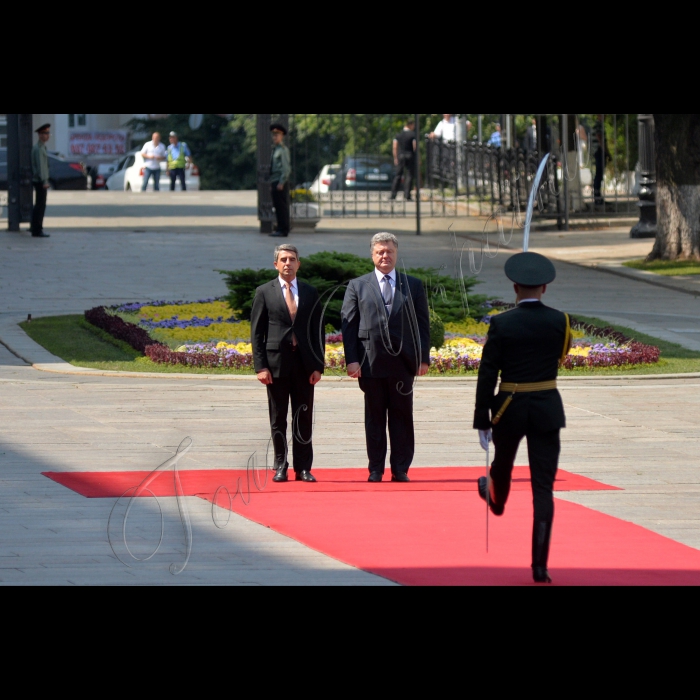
[28,114,164,162]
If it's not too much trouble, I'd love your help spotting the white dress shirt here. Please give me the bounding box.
[434,118,457,142]
[279,277,299,308]
[141,141,167,171]
[375,268,396,314]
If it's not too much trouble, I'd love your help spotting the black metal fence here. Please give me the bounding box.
[262,114,638,229]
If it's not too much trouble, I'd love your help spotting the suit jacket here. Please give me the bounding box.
[473,302,567,432]
[251,279,325,379]
[341,271,431,379]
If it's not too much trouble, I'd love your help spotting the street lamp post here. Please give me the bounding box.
[631,114,657,239]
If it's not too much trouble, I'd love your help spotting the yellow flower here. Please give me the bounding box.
[139,301,233,322]
[568,347,591,357]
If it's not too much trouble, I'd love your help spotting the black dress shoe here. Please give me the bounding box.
[391,473,411,483]
[273,466,289,483]
[368,473,383,483]
[477,477,505,516]
[533,567,553,584]
[295,471,317,483]
[32,232,50,238]
[270,231,289,237]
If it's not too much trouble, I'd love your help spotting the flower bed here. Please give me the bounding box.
[86,300,662,374]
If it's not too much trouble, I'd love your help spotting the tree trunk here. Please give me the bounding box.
[649,114,700,260]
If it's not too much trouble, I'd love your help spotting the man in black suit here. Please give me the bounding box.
[341,233,431,484]
[474,252,572,584]
[251,245,325,483]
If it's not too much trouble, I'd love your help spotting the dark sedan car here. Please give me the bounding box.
[0,148,88,190]
[330,155,395,191]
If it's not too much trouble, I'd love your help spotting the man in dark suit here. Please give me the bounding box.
[341,233,431,483]
[251,245,325,483]
[474,252,572,584]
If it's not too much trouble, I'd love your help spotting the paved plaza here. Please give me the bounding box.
[0,192,699,585]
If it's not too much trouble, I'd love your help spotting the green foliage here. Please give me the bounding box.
[220,251,486,330]
[219,268,279,320]
[429,310,446,350]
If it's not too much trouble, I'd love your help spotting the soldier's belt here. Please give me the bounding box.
[492,381,558,425]
[499,381,558,394]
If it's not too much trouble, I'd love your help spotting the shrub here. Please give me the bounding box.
[430,309,446,350]
[220,251,487,329]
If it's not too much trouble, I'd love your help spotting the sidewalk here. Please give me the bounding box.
[2,191,700,585]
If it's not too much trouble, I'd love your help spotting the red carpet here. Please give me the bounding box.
[43,467,700,586]
[43,467,617,498]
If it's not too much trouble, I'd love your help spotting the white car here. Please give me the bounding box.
[310,164,340,196]
[106,149,200,192]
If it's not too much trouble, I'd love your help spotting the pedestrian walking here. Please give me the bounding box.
[391,118,417,201]
[30,123,51,238]
[474,252,572,584]
[166,132,193,191]
[140,132,166,191]
[269,123,292,238]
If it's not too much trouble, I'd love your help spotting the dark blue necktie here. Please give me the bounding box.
[382,275,393,314]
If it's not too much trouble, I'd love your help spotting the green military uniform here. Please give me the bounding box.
[30,133,50,236]
[475,252,572,584]
[269,123,292,237]
[32,141,50,187]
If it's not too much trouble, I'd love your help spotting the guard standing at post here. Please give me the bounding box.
[167,131,193,191]
[269,123,292,238]
[474,252,572,584]
[391,118,417,201]
[30,124,51,238]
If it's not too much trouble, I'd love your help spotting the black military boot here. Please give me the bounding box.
[477,477,505,516]
[532,521,553,584]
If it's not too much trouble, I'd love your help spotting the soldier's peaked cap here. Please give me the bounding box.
[270,123,288,135]
[36,124,51,133]
[505,252,557,286]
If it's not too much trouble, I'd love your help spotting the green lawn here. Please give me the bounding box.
[20,313,700,377]
[624,258,700,276]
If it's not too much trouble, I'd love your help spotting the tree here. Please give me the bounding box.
[649,114,700,260]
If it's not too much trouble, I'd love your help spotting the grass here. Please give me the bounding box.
[624,258,700,277]
[20,313,700,377]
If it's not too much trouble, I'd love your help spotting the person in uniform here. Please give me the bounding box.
[269,123,292,238]
[251,244,325,483]
[30,124,51,238]
[341,233,431,483]
[391,118,416,201]
[166,132,193,191]
[474,252,572,584]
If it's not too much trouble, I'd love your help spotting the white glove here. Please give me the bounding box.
[479,429,493,452]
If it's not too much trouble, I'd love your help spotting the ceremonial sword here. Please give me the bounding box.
[485,153,550,553]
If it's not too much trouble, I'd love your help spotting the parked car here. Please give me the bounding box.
[88,160,119,190]
[330,155,395,191]
[0,149,87,190]
[310,164,341,195]
[106,149,200,191]
[48,153,88,190]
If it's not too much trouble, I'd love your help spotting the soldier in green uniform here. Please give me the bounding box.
[474,252,572,584]
[30,124,51,238]
[269,123,292,238]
